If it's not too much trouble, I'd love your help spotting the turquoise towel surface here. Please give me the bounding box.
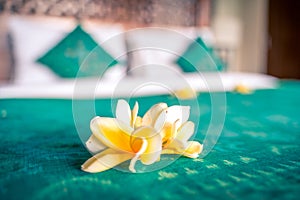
[0,81,299,200]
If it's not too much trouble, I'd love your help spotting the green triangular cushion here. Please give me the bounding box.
[37,25,118,78]
[176,37,224,73]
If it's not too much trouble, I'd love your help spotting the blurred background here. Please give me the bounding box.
[0,0,299,83]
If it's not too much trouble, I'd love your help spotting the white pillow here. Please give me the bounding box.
[125,27,207,77]
[82,20,127,64]
[8,16,127,84]
[81,20,127,80]
[9,15,75,84]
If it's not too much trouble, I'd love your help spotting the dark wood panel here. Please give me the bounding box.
[0,0,210,26]
[267,0,300,79]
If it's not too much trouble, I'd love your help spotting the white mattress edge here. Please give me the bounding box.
[0,72,278,99]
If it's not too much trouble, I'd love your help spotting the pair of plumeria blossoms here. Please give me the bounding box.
[82,99,203,173]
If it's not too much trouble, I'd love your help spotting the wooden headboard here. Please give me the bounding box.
[0,0,210,26]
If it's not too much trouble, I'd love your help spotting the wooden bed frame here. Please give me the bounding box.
[0,0,210,26]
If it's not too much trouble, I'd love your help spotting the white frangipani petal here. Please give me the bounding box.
[142,103,167,126]
[161,141,203,159]
[153,109,167,132]
[131,101,139,127]
[153,105,190,133]
[86,134,107,154]
[165,105,190,126]
[164,138,185,151]
[116,99,132,127]
[176,121,195,144]
[81,148,133,173]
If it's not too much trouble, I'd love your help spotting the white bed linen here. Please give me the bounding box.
[0,72,278,99]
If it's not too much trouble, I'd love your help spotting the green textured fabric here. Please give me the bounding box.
[37,25,117,78]
[1,80,300,200]
[177,37,224,72]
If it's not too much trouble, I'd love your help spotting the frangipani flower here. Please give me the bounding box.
[173,87,197,99]
[234,84,252,94]
[81,100,203,173]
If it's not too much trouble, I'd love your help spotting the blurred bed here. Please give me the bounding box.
[0,3,299,200]
[0,15,277,98]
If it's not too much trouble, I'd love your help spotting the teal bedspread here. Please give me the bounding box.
[1,81,300,200]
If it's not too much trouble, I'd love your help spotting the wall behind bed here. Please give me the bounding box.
[0,14,11,83]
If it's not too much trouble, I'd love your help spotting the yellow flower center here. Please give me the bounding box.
[161,122,177,147]
[130,137,143,153]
